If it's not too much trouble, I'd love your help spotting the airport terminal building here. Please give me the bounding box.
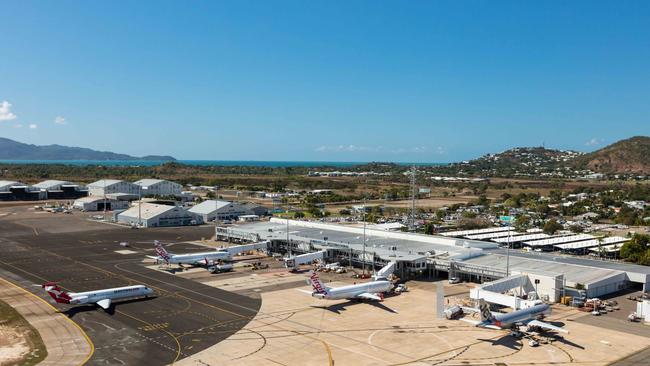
[217,218,650,300]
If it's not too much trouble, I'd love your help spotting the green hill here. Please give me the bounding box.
[574,136,650,174]
[0,137,176,161]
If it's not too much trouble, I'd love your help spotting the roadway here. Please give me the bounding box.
[0,212,261,365]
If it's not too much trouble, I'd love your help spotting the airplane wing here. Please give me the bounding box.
[525,319,569,334]
[459,318,502,330]
[146,255,160,260]
[459,318,481,326]
[296,289,314,295]
[96,298,112,310]
[355,293,382,301]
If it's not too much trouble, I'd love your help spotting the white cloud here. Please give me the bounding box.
[29,124,38,129]
[0,100,17,121]
[585,138,603,146]
[315,145,381,153]
[315,144,446,155]
[54,116,67,125]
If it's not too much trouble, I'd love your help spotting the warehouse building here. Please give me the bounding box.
[217,219,650,299]
[189,200,267,222]
[73,196,130,211]
[0,180,44,201]
[134,179,182,197]
[240,202,270,217]
[117,203,202,227]
[88,179,139,197]
[33,180,87,199]
[0,180,24,193]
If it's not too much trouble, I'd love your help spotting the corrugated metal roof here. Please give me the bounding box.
[0,180,22,187]
[33,180,73,189]
[134,179,171,187]
[118,203,177,219]
[463,254,621,286]
[188,200,233,214]
[88,179,124,188]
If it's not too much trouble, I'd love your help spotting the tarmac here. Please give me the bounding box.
[0,207,261,365]
[2,206,650,366]
[174,278,650,366]
[0,272,92,365]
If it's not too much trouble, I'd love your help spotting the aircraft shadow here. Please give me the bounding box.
[312,300,398,314]
[477,336,522,350]
[551,335,585,350]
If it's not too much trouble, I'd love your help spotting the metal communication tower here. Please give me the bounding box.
[408,165,417,231]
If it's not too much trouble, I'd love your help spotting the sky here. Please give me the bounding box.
[1,1,649,162]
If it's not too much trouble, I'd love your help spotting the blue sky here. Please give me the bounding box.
[1,1,649,162]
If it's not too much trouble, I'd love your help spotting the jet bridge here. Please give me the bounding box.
[223,241,269,256]
[470,272,563,309]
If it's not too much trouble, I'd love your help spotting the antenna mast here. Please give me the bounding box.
[409,165,417,231]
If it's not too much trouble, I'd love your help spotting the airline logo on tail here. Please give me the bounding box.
[42,282,72,304]
[478,300,496,323]
[309,272,328,295]
[154,241,171,263]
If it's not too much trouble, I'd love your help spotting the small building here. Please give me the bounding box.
[189,200,265,222]
[88,179,139,197]
[117,203,202,227]
[238,214,260,222]
[310,189,333,195]
[134,179,183,197]
[73,196,130,211]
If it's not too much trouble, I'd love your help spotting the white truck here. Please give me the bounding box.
[284,250,327,271]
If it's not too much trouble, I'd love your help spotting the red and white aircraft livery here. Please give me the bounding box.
[300,270,393,301]
[42,282,154,310]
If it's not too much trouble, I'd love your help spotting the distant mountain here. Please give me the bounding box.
[0,137,176,161]
[573,136,650,174]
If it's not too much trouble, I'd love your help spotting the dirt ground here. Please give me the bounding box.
[0,299,46,366]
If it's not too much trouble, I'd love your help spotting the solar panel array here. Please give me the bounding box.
[523,234,594,247]
[492,233,550,243]
[555,236,629,250]
[465,230,517,240]
[440,226,512,237]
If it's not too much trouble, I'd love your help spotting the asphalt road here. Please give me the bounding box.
[0,215,261,365]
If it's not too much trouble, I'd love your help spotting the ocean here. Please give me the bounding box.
[0,159,446,168]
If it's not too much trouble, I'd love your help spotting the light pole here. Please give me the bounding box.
[138,185,142,227]
[506,228,510,277]
[362,202,367,277]
[103,180,107,221]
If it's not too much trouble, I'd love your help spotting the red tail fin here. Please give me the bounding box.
[42,282,72,304]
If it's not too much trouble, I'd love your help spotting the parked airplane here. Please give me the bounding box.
[42,282,153,310]
[150,241,229,266]
[461,299,568,334]
[148,240,269,268]
[299,262,395,301]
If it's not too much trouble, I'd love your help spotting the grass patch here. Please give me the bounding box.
[0,299,47,366]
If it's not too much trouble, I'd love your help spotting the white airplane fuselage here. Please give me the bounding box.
[480,303,551,329]
[69,285,154,305]
[165,251,230,265]
[313,280,392,300]
[43,282,153,310]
